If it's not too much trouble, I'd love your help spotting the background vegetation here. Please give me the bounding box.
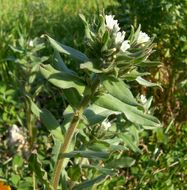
[0,0,186,189]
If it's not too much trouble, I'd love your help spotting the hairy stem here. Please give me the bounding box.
[52,76,100,190]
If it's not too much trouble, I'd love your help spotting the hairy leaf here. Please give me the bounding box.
[40,108,64,141]
[80,61,102,73]
[94,93,161,127]
[29,98,64,141]
[61,150,109,159]
[46,35,89,62]
[53,51,77,75]
[102,76,141,106]
[136,76,161,88]
[40,64,85,94]
[73,175,108,190]
[108,157,136,168]
[83,104,119,125]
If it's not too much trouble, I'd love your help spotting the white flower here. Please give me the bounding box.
[102,120,111,130]
[120,40,130,52]
[105,15,120,32]
[137,31,150,44]
[105,15,130,52]
[140,94,147,104]
[114,31,125,45]
[29,40,34,47]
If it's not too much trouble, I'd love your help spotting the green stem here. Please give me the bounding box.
[52,77,100,190]
[25,99,34,149]
[32,172,36,190]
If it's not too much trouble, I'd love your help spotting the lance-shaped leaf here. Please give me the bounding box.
[123,69,150,81]
[101,76,141,107]
[94,93,161,127]
[63,88,82,108]
[46,35,89,62]
[61,150,109,159]
[82,165,115,175]
[53,50,77,75]
[139,60,161,67]
[83,104,120,125]
[80,61,102,73]
[79,14,95,42]
[40,64,85,94]
[107,157,136,168]
[136,76,162,88]
[118,133,141,153]
[73,174,108,190]
[28,97,64,141]
[40,108,64,141]
[29,153,53,190]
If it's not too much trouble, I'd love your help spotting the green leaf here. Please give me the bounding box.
[83,104,119,125]
[28,64,39,85]
[63,88,82,108]
[101,76,141,106]
[79,14,94,42]
[17,179,33,190]
[136,76,162,88]
[61,150,109,159]
[123,69,150,80]
[26,96,41,118]
[68,165,82,181]
[40,64,85,94]
[40,108,64,141]
[88,140,110,151]
[12,155,24,169]
[94,93,161,127]
[131,25,141,44]
[119,133,141,153]
[28,98,64,141]
[10,174,21,186]
[80,61,102,73]
[140,60,161,67]
[62,106,74,129]
[53,51,77,75]
[82,165,115,175]
[51,139,61,164]
[29,153,53,190]
[108,157,136,168]
[73,175,108,190]
[46,35,89,62]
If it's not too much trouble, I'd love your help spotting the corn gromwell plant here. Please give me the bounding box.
[30,13,161,190]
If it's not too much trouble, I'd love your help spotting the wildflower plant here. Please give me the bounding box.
[30,14,161,189]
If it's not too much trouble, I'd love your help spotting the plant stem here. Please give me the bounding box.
[52,76,100,190]
[26,97,35,150]
[32,172,36,190]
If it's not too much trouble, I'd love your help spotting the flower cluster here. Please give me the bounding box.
[105,15,130,52]
[105,15,150,52]
[79,14,153,76]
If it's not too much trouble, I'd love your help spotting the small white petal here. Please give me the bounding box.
[102,120,112,130]
[105,15,120,32]
[120,40,130,52]
[29,40,34,47]
[137,31,150,44]
[114,31,125,45]
[140,94,147,104]
[113,24,120,33]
